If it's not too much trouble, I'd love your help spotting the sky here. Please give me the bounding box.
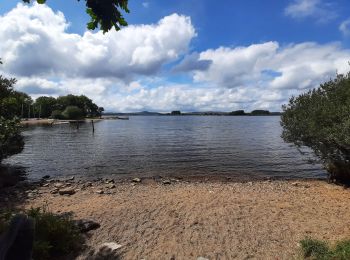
[0,0,350,112]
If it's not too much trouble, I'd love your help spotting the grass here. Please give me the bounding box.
[300,237,350,260]
[0,207,84,260]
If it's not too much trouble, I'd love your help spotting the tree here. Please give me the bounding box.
[23,0,129,33]
[229,110,246,116]
[251,110,270,115]
[34,96,57,118]
[0,76,24,163]
[281,71,350,183]
[97,107,104,118]
[62,106,84,120]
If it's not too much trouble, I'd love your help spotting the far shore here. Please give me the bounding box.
[1,176,349,259]
[20,118,104,126]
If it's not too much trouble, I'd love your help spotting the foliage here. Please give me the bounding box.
[281,72,350,182]
[251,110,270,115]
[0,75,24,163]
[300,237,350,260]
[230,110,246,116]
[23,0,129,33]
[62,106,84,120]
[50,110,64,119]
[171,111,182,115]
[0,208,83,260]
[300,238,330,259]
[33,96,57,118]
[0,117,24,163]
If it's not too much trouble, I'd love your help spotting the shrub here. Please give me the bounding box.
[50,110,64,119]
[0,117,24,164]
[0,208,84,260]
[300,237,350,260]
[300,238,330,259]
[62,106,84,120]
[281,71,350,183]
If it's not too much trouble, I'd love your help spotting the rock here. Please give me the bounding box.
[42,183,49,187]
[74,219,100,233]
[88,242,123,260]
[42,175,50,179]
[162,180,171,185]
[96,190,104,194]
[292,182,300,187]
[105,179,115,184]
[107,184,116,189]
[67,176,75,181]
[58,188,76,195]
[54,182,65,188]
[197,257,209,260]
[132,178,141,183]
[50,188,59,194]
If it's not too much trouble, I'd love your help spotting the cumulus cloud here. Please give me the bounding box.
[173,52,212,72]
[0,3,349,113]
[0,3,196,80]
[193,41,350,90]
[284,0,337,23]
[340,19,350,36]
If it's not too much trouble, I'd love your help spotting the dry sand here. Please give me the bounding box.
[10,179,349,260]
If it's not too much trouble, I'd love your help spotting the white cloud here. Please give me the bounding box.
[340,18,350,36]
[285,0,337,23]
[0,3,196,80]
[142,2,150,8]
[0,3,349,113]
[193,42,350,91]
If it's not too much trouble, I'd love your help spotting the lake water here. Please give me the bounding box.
[4,116,327,181]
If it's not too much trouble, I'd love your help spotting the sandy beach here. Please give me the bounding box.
[2,178,350,259]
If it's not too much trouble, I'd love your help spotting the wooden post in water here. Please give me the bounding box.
[91,120,95,133]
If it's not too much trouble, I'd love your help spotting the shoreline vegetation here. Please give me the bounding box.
[1,176,349,259]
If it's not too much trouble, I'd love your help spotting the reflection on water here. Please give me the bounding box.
[4,116,327,180]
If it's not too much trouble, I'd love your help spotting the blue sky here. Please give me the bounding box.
[0,0,350,112]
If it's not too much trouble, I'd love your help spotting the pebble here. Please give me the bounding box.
[162,180,171,185]
[96,190,104,194]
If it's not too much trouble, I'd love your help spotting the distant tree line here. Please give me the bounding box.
[34,95,104,120]
[1,91,104,120]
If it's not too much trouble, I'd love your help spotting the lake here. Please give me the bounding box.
[4,116,327,181]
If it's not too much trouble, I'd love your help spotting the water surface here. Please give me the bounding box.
[5,116,327,180]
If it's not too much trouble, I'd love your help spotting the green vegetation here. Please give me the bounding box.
[23,0,129,33]
[0,208,83,260]
[62,106,84,120]
[229,110,246,115]
[281,72,350,183]
[171,110,182,115]
[0,76,24,164]
[251,110,270,115]
[300,237,350,259]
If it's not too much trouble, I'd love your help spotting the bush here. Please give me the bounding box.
[0,117,23,163]
[0,208,84,260]
[50,110,64,119]
[300,238,330,259]
[62,106,84,120]
[281,71,350,183]
[300,237,350,260]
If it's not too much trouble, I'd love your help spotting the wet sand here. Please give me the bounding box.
[6,178,349,259]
